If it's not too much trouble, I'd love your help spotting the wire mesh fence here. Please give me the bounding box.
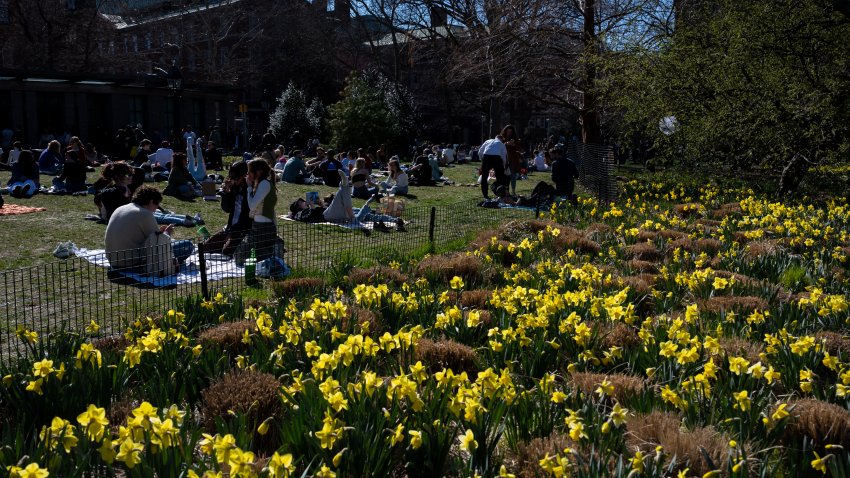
[565,139,618,204]
[0,199,542,362]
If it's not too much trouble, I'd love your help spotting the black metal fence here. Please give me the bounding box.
[565,140,618,204]
[0,200,542,361]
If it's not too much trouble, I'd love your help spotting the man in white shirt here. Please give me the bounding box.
[153,141,174,169]
[441,144,456,165]
[477,135,508,199]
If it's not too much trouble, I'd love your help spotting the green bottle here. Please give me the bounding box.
[245,248,257,285]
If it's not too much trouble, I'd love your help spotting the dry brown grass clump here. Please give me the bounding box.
[511,432,574,478]
[674,203,703,218]
[460,289,492,309]
[668,237,695,253]
[91,335,130,354]
[201,369,282,431]
[626,412,731,476]
[815,331,850,356]
[107,397,137,426]
[619,274,656,295]
[271,277,326,298]
[744,240,780,260]
[637,230,658,242]
[695,218,722,228]
[658,229,688,241]
[585,222,613,235]
[627,259,660,274]
[595,322,641,350]
[783,399,850,449]
[550,233,602,256]
[347,266,409,286]
[699,296,769,315]
[415,338,478,375]
[712,202,742,219]
[464,309,492,328]
[718,337,764,363]
[342,305,381,334]
[470,229,505,250]
[569,372,644,403]
[626,242,663,262]
[199,320,256,353]
[416,253,483,284]
[693,238,722,255]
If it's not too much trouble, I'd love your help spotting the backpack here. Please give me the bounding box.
[143,231,178,277]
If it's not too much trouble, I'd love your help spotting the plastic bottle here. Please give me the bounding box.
[244,248,257,285]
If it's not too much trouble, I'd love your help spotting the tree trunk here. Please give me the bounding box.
[581,0,602,144]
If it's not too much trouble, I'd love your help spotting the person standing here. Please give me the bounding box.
[550,148,579,203]
[501,125,522,196]
[477,132,508,199]
[234,159,280,265]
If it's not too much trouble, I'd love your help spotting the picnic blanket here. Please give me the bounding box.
[280,215,368,230]
[76,248,245,286]
[0,204,47,216]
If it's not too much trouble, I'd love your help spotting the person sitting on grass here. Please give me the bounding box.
[104,185,195,273]
[350,158,379,199]
[52,150,87,193]
[281,149,310,184]
[318,150,344,187]
[408,155,434,186]
[550,148,579,204]
[7,149,40,198]
[379,158,408,195]
[203,161,253,256]
[38,140,63,175]
[94,162,200,226]
[164,153,200,200]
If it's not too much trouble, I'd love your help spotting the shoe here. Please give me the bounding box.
[194,213,204,225]
[396,218,406,232]
[21,184,32,196]
[11,185,21,196]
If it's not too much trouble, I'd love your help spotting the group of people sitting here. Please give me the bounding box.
[104,157,284,276]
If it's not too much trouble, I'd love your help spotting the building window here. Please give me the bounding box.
[145,33,152,50]
[129,96,146,129]
[220,47,228,67]
[66,0,76,10]
[132,35,138,52]
[164,97,175,138]
[192,99,204,131]
[187,53,196,72]
[327,0,334,12]
[123,37,128,54]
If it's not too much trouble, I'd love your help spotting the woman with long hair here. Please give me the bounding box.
[234,159,282,265]
[164,153,200,200]
[379,158,408,195]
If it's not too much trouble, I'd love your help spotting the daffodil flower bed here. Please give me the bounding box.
[5,177,850,477]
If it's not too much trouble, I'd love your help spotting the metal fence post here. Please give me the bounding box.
[535,196,541,218]
[429,207,436,247]
[198,241,209,299]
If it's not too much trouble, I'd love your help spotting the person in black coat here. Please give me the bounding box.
[202,161,252,256]
[550,148,579,203]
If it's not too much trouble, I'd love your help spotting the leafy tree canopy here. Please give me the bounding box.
[604,0,850,185]
[328,70,419,151]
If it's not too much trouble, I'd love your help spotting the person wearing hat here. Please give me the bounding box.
[203,161,252,255]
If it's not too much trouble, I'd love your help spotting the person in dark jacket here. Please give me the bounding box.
[550,148,579,203]
[133,139,152,167]
[38,140,63,175]
[7,150,40,198]
[163,153,200,200]
[203,161,252,256]
[52,150,87,193]
[318,151,344,187]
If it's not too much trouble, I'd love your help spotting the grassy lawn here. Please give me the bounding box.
[0,160,545,270]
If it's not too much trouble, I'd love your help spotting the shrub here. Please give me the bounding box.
[626,242,663,262]
[201,370,283,451]
[460,290,492,309]
[416,253,483,284]
[271,277,326,298]
[198,320,256,354]
[348,265,409,286]
[511,432,574,478]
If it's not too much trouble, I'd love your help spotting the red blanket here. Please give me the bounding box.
[0,204,47,216]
